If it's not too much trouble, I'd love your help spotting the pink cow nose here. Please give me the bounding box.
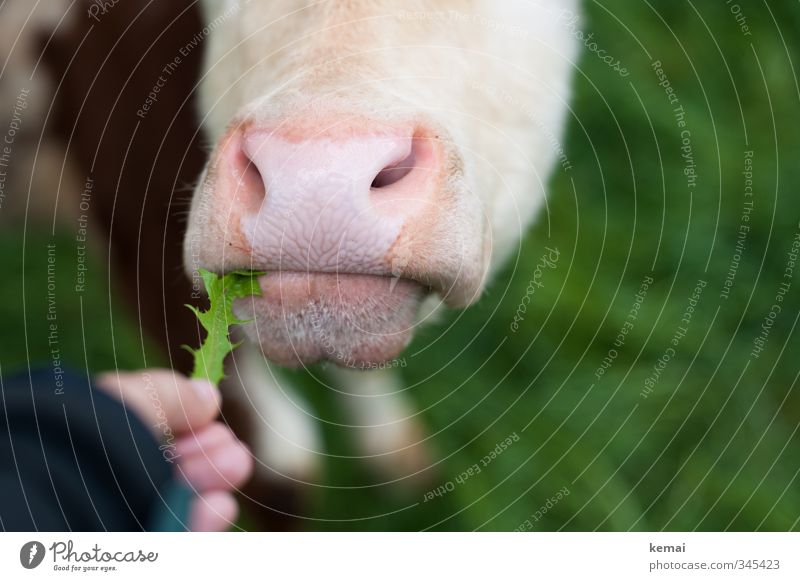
[215,123,441,275]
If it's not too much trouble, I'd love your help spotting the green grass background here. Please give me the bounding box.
[2,0,799,530]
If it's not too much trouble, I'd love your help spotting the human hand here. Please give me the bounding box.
[95,369,253,531]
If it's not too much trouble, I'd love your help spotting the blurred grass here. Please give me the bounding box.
[2,0,800,531]
[0,231,154,375]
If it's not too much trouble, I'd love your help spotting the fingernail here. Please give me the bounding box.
[190,379,218,402]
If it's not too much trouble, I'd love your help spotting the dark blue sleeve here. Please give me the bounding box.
[0,368,184,531]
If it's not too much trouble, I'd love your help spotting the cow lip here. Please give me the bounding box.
[230,270,427,367]
[250,271,430,305]
[247,270,434,295]
[261,270,426,285]
[196,268,439,304]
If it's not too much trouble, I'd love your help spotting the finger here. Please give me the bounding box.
[95,369,220,436]
[177,435,253,491]
[174,422,233,457]
[189,491,239,532]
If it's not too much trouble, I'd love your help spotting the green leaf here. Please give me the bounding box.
[184,269,263,386]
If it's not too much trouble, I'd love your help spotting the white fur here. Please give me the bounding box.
[328,366,431,481]
[229,342,322,481]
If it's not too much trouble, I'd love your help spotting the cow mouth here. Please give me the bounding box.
[231,271,427,367]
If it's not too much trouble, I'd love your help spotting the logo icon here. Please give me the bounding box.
[19,541,45,569]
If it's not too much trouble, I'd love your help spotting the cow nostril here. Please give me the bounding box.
[371,144,417,189]
[238,150,266,198]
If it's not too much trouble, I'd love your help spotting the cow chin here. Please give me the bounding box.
[232,272,426,368]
